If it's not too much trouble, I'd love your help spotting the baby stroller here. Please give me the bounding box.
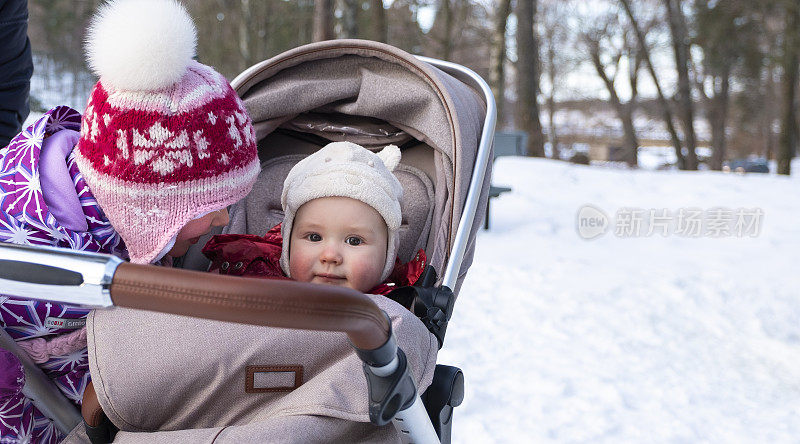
[0,39,495,443]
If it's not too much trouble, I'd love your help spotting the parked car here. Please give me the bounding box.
[724,158,769,174]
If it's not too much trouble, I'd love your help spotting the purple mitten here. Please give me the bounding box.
[40,129,87,232]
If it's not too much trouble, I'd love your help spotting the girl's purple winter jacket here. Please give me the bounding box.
[0,106,126,443]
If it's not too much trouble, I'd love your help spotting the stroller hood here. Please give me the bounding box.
[230,39,490,295]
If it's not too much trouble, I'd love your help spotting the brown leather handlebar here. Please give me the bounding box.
[81,381,103,427]
[109,262,391,351]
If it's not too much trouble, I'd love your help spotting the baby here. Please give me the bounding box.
[203,141,426,294]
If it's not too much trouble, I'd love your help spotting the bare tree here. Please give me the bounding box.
[542,2,560,159]
[516,0,546,157]
[238,0,254,72]
[385,0,425,53]
[778,0,800,175]
[691,0,760,171]
[666,0,699,170]
[314,0,335,41]
[341,0,360,38]
[762,65,778,160]
[761,3,785,163]
[433,0,456,60]
[489,0,512,127]
[620,0,688,169]
[582,18,641,166]
[540,0,579,160]
[694,65,730,171]
[369,0,388,43]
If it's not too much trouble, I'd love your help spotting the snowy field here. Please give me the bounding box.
[441,157,800,443]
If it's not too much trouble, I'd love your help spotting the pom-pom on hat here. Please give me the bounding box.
[280,142,404,283]
[76,0,260,264]
[85,0,196,91]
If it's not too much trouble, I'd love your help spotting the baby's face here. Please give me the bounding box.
[289,197,387,293]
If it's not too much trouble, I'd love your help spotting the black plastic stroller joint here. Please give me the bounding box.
[84,414,118,444]
[352,311,397,367]
[421,365,464,443]
[387,265,455,349]
[352,315,416,426]
[362,347,417,427]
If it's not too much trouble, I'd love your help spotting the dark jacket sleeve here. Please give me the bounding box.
[0,0,33,148]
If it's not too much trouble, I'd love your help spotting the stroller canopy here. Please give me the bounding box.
[229,39,490,294]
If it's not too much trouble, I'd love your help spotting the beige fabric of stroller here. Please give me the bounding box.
[65,40,488,443]
[62,297,436,443]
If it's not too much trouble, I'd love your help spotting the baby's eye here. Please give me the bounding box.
[307,233,322,242]
[345,236,363,246]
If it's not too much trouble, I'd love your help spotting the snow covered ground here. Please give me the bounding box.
[441,157,800,443]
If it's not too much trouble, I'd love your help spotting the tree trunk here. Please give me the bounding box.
[621,105,639,166]
[620,0,686,169]
[547,90,559,159]
[545,26,560,159]
[515,0,545,157]
[666,0,698,170]
[709,73,729,170]
[313,0,335,42]
[489,0,512,127]
[238,0,253,72]
[342,0,359,38]
[626,48,642,167]
[370,0,388,43]
[589,44,639,166]
[778,0,800,175]
[436,0,454,60]
[764,64,777,160]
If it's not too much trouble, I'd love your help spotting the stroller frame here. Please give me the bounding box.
[0,51,495,444]
[411,56,496,291]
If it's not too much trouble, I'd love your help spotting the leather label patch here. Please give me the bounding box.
[246,366,303,393]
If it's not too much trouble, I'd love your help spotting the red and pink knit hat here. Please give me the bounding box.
[75,0,260,264]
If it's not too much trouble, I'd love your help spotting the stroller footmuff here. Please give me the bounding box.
[82,296,436,442]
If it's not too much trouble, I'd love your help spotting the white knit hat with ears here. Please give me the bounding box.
[280,141,403,282]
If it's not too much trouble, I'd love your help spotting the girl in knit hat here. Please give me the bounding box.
[0,0,258,441]
[203,141,427,295]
